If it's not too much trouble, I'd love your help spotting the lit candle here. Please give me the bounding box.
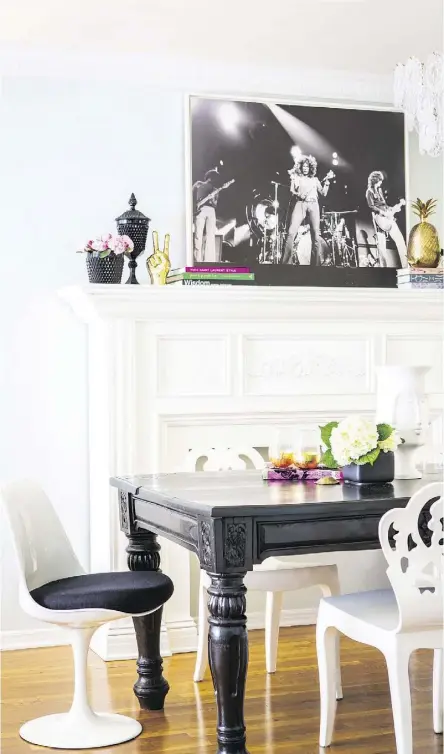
[293,447,320,469]
[293,428,321,469]
[269,451,295,469]
[269,427,295,468]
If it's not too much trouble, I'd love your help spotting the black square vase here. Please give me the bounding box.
[342,451,395,485]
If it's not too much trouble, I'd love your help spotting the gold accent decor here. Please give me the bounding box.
[147,231,171,285]
[316,476,340,485]
[407,198,440,268]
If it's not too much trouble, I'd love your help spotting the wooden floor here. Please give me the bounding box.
[2,627,442,754]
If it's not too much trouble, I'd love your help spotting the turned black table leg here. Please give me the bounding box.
[126,531,169,710]
[208,573,249,754]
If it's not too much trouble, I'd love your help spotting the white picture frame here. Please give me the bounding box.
[185,93,408,287]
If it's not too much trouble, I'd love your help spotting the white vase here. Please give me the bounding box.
[375,366,430,479]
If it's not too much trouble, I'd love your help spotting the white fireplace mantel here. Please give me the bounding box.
[60,284,443,323]
[59,284,444,660]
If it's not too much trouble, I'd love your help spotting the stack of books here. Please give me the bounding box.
[166,264,255,286]
[397,267,443,289]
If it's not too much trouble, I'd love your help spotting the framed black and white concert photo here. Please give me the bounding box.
[185,95,408,287]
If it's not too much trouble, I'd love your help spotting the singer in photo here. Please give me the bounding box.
[282,155,332,265]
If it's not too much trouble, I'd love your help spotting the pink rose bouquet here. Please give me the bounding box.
[108,235,134,256]
[78,233,134,259]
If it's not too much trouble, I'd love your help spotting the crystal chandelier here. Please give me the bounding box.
[394,52,444,157]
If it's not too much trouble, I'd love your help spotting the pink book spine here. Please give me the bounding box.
[185,267,250,273]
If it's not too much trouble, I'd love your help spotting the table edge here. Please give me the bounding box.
[110,475,414,519]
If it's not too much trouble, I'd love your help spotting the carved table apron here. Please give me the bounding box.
[111,471,436,754]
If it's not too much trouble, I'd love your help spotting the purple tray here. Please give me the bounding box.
[263,467,343,482]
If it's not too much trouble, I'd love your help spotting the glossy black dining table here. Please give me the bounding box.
[111,470,435,754]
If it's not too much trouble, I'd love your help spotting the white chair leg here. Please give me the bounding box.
[319,575,343,701]
[385,647,413,754]
[317,622,338,748]
[265,591,283,673]
[433,649,443,734]
[334,633,343,701]
[194,578,209,682]
[19,626,142,749]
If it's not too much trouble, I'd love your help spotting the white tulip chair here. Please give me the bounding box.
[317,481,443,754]
[1,480,174,749]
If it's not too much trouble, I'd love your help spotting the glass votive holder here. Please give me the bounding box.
[268,427,295,468]
[292,428,321,469]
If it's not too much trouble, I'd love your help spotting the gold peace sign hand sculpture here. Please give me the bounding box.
[146,231,171,285]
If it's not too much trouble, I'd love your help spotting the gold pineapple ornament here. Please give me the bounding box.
[408,198,440,267]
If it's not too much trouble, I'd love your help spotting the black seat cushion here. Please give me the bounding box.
[30,571,174,614]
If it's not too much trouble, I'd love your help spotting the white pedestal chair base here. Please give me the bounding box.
[17,625,145,749]
[20,712,142,749]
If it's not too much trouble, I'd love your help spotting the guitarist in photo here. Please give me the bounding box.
[192,169,220,262]
[366,170,407,267]
[192,169,236,263]
[282,155,334,265]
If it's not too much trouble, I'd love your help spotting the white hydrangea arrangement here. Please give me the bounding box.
[320,416,401,469]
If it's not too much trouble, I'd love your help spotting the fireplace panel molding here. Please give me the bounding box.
[242,334,373,396]
[156,334,231,397]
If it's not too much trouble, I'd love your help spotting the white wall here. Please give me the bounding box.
[1,57,442,647]
[408,130,444,240]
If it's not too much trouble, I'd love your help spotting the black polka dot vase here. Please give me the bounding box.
[86,253,124,284]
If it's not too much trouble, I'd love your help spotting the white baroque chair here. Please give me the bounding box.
[316,481,443,754]
[181,446,342,692]
[1,480,174,749]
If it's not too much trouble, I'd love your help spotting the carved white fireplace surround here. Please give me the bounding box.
[60,285,443,660]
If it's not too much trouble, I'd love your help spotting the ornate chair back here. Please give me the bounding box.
[181,446,265,472]
[379,482,443,632]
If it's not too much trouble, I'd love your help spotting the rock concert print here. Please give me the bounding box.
[187,96,407,287]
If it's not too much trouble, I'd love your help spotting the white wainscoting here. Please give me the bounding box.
[242,335,373,396]
[60,285,444,660]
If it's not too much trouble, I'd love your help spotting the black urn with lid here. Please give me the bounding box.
[115,193,151,284]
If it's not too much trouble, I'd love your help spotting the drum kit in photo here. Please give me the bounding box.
[246,184,359,267]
